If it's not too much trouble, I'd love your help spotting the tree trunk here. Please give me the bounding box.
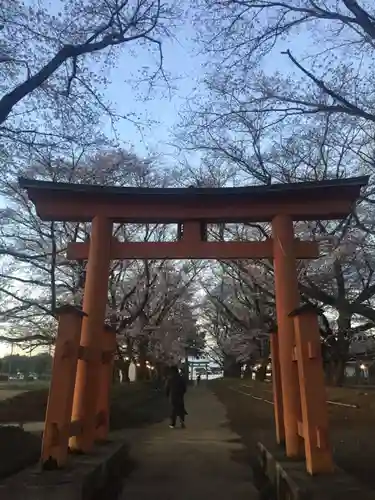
[255,357,268,382]
[137,358,149,381]
[153,362,166,389]
[243,363,253,378]
[331,359,346,386]
[137,338,150,381]
[328,310,351,386]
[368,362,375,384]
[114,358,130,383]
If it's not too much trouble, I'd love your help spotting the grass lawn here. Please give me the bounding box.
[0,381,50,392]
[0,382,169,480]
[0,381,50,402]
[212,378,375,492]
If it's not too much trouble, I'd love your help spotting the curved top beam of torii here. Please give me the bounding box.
[19,175,369,223]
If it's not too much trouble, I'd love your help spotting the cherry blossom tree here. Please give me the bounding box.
[199,258,275,378]
[0,0,179,152]
[108,259,203,380]
[195,1,375,124]
[0,147,205,388]
[174,1,375,383]
[0,148,168,342]
[178,70,375,383]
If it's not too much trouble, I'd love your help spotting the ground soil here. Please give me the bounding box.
[212,379,375,492]
[0,382,169,481]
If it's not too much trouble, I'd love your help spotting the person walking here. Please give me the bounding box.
[166,365,187,429]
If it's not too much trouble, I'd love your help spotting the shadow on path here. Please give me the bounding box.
[119,386,258,500]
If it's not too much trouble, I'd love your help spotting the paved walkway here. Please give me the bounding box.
[120,386,259,499]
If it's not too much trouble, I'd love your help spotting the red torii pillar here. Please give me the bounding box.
[272,215,304,458]
[290,304,334,474]
[270,331,284,446]
[95,325,117,442]
[70,216,113,453]
[41,305,85,468]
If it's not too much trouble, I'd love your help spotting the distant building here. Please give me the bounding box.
[349,333,375,356]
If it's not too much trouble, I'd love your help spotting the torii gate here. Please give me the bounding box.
[19,175,368,475]
[189,359,210,380]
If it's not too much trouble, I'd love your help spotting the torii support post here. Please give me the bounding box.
[272,215,304,458]
[70,216,113,453]
[290,305,334,475]
[270,332,284,446]
[41,305,85,469]
[95,325,117,442]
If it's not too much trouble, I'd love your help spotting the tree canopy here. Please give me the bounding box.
[1,0,375,385]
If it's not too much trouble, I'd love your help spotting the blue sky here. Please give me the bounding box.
[98,23,310,164]
[19,0,345,165]
[100,24,205,159]
[24,0,315,163]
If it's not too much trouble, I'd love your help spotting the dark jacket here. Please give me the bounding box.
[166,372,186,404]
